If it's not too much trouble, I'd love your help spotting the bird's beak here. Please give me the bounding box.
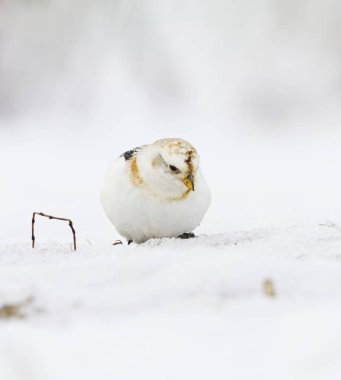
[182,174,195,191]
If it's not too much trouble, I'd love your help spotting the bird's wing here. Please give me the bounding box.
[120,145,146,161]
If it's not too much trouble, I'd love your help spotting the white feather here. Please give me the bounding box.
[101,138,211,243]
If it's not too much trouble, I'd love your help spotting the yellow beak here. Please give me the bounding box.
[182,174,195,191]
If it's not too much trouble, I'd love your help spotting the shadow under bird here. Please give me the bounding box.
[101,138,211,244]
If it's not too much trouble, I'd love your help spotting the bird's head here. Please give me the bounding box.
[137,138,199,200]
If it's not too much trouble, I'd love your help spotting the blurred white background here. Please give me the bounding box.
[1,0,341,244]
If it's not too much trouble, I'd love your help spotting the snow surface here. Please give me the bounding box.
[1,224,341,380]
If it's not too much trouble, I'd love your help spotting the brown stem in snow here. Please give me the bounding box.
[32,212,77,252]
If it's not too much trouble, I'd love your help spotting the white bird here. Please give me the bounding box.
[101,138,211,244]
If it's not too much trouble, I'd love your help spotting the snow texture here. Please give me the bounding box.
[1,224,341,380]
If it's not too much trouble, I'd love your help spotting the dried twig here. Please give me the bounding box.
[32,212,77,251]
[113,240,123,246]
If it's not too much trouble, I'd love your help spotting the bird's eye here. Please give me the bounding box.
[169,165,179,172]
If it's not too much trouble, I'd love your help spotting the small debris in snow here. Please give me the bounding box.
[0,297,33,319]
[113,240,123,246]
[263,279,276,298]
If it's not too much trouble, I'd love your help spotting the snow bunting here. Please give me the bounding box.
[101,138,211,243]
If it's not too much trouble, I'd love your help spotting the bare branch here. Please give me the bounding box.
[32,212,77,251]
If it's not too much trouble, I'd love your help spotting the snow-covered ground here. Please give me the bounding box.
[1,224,341,380]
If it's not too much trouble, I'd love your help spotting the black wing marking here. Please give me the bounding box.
[120,146,142,161]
